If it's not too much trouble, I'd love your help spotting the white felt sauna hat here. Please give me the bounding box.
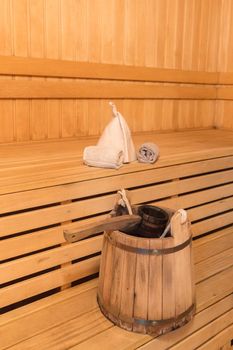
[97,102,137,163]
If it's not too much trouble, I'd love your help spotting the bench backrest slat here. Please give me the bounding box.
[0,55,219,84]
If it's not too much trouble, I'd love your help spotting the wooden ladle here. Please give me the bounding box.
[64,214,141,243]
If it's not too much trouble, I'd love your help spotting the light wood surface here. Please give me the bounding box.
[0,0,225,142]
[0,1,232,347]
[0,79,217,100]
[0,55,219,83]
[0,129,232,310]
[1,232,232,349]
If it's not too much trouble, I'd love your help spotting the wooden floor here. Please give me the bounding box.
[1,226,233,350]
[0,129,233,195]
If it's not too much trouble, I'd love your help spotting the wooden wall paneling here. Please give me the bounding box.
[206,0,221,72]
[98,0,112,133]
[133,0,146,132]
[215,0,233,130]
[144,0,156,125]
[174,0,185,69]
[224,1,233,72]
[200,101,216,128]
[124,0,138,134]
[75,0,88,136]
[215,101,233,130]
[29,0,48,141]
[0,0,230,142]
[86,0,102,136]
[0,0,14,143]
[164,0,177,69]
[161,100,174,131]
[158,0,172,132]
[12,0,31,142]
[181,0,194,71]
[194,0,208,72]
[60,0,77,138]
[177,100,194,130]
[45,0,61,139]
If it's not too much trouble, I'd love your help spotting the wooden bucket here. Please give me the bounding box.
[97,209,195,335]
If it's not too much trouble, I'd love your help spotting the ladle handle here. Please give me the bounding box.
[64,215,141,243]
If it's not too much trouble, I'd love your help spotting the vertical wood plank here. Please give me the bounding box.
[148,239,162,334]
[29,0,48,141]
[60,0,77,138]
[133,238,150,334]
[162,236,175,332]
[0,0,14,143]
[12,0,30,142]
[45,0,61,139]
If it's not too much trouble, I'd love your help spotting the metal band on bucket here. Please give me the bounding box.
[104,233,192,255]
[97,294,195,327]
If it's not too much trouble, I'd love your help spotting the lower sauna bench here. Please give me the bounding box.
[1,129,233,350]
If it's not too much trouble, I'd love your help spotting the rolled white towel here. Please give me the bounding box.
[83,146,124,169]
[137,143,159,164]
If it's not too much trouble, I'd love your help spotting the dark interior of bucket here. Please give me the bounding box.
[120,204,172,239]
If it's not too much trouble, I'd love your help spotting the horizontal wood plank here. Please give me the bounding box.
[192,211,233,236]
[0,236,102,284]
[217,87,233,100]
[0,56,219,84]
[0,256,100,308]
[168,310,233,350]
[218,72,233,85]
[0,80,217,99]
[196,324,233,350]
[2,226,233,286]
[1,168,232,237]
[1,156,232,214]
[1,231,232,309]
[61,281,233,350]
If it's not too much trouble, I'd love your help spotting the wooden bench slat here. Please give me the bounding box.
[166,310,233,350]
[196,266,233,312]
[6,309,112,350]
[0,56,219,84]
[192,211,233,236]
[2,229,233,289]
[195,324,233,350]
[0,256,100,308]
[1,156,232,214]
[188,196,233,221]
[130,169,233,204]
[1,169,232,237]
[0,215,106,261]
[1,231,232,309]
[193,227,233,264]
[2,147,232,195]
[0,236,102,284]
[0,130,232,195]
[60,293,233,350]
[1,186,232,261]
[1,259,232,350]
[195,247,233,283]
[0,281,99,349]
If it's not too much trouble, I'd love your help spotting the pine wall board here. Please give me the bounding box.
[0,0,224,143]
[215,0,233,131]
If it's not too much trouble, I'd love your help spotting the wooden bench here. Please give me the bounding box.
[0,57,233,349]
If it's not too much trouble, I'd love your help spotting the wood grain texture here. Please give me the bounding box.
[214,0,233,130]
[0,0,224,142]
[0,129,232,309]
